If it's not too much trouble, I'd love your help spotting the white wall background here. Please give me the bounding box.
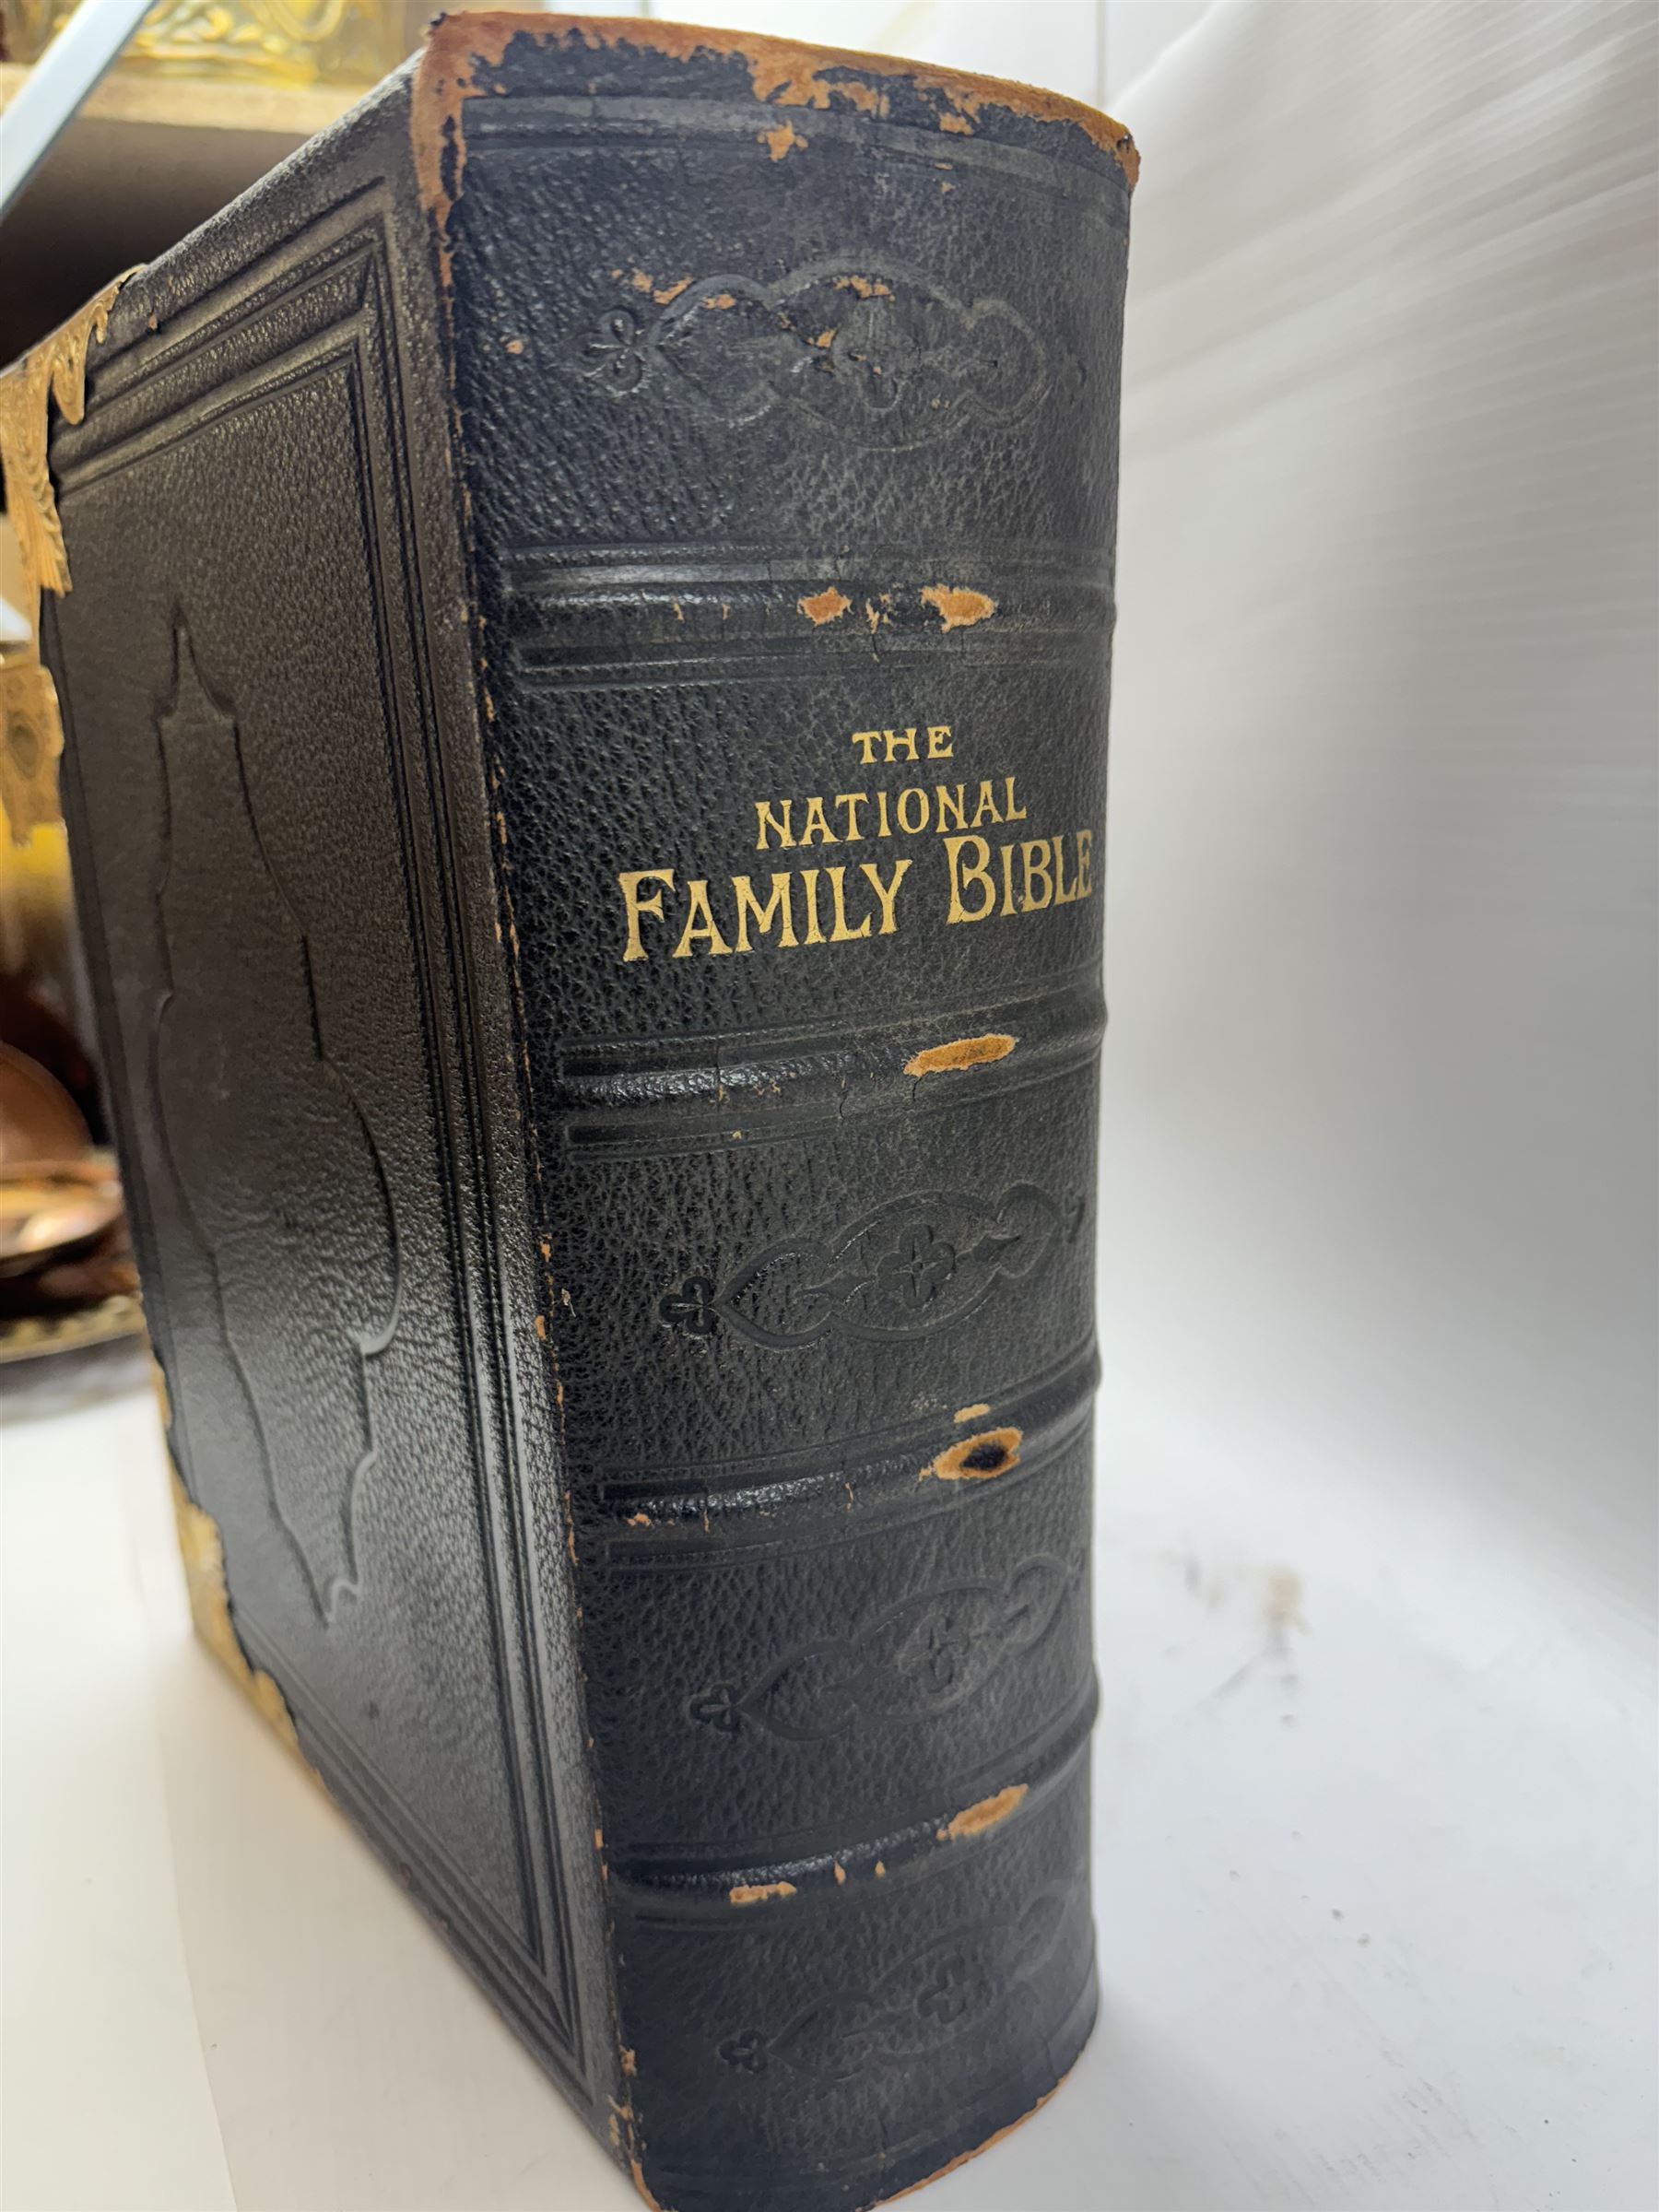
[579,0,1211,109]
[1104,0,1656,1613]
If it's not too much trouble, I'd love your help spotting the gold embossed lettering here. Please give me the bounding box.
[896,786,929,835]
[1020,841,1053,912]
[1053,835,1079,904]
[861,857,911,934]
[970,780,1004,829]
[755,798,794,850]
[618,868,674,961]
[827,865,871,941]
[927,724,954,759]
[733,872,798,951]
[672,879,733,959]
[835,793,868,841]
[799,866,826,944]
[944,835,996,924]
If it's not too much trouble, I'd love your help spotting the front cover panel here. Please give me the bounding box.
[47,171,597,2104]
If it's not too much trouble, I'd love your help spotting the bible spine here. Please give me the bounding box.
[421,20,1132,2209]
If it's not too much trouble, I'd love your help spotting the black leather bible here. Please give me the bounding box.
[19,16,1133,2207]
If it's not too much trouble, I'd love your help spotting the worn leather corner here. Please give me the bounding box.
[0,270,139,606]
[167,1463,304,1760]
[873,2063,1077,2206]
[407,12,1136,212]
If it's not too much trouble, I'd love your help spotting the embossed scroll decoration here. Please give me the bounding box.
[718,1888,1065,2083]
[689,1551,1083,1740]
[151,617,401,1619]
[660,1182,1086,1348]
[573,264,1047,448]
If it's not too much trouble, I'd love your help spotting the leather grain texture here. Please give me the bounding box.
[38,16,1130,2208]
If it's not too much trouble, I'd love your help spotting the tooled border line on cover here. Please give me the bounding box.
[0,292,304,1731]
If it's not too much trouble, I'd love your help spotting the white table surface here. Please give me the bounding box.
[4,1362,1652,2212]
